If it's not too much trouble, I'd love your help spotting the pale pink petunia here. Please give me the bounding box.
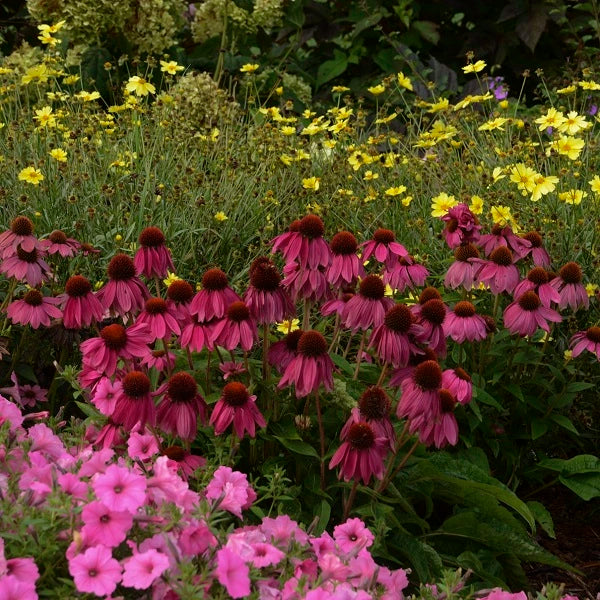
[92,464,146,513]
[127,431,159,461]
[121,549,169,590]
[0,574,38,600]
[90,377,121,416]
[178,520,217,557]
[68,545,122,597]
[205,466,256,518]
[81,501,133,547]
[215,547,251,599]
[333,518,374,554]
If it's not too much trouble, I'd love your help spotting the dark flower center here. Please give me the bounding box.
[249,259,281,291]
[23,289,43,306]
[138,226,165,247]
[107,254,136,280]
[384,304,413,333]
[373,228,395,244]
[419,287,442,304]
[100,323,127,350]
[347,422,375,449]
[145,297,167,315]
[517,291,541,311]
[453,367,471,382]
[222,382,249,407]
[453,243,479,262]
[359,275,385,300]
[288,219,302,232]
[16,247,38,263]
[298,214,325,239]
[122,371,151,397]
[453,301,476,318]
[297,330,327,357]
[11,216,34,236]
[420,299,446,324]
[284,329,303,351]
[586,327,600,343]
[527,267,548,285]
[168,372,198,403]
[483,315,497,333]
[559,262,583,284]
[162,445,186,461]
[167,280,194,303]
[100,514,110,524]
[65,275,92,297]
[201,268,228,291]
[330,231,358,255]
[445,218,459,233]
[522,231,543,247]
[227,301,250,322]
[439,389,457,412]
[413,360,443,390]
[491,223,504,235]
[359,386,390,420]
[49,230,68,244]
[490,246,513,266]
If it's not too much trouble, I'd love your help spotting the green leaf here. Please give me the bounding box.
[315,50,348,89]
[566,381,595,392]
[330,352,354,376]
[531,418,548,440]
[75,401,100,419]
[559,473,600,501]
[539,454,600,474]
[314,500,331,535]
[386,534,442,581]
[550,414,578,434]
[473,386,503,410]
[527,501,556,538]
[274,436,320,458]
[412,20,440,45]
[81,46,112,100]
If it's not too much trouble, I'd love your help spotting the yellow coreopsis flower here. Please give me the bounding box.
[431,192,458,217]
[478,117,509,131]
[589,175,600,194]
[578,80,600,90]
[552,135,585,160]
[76,90,101,102]
[469,195,484,214]
[163,271,182,287]
[18,166,44,185]
[49,148,67,162]
[214,211,228,221]
[397,72,413,91]
[276,318,300,334]
[34,106,56,128]
[558,189,587,205]
[126,76,155,96]
[585,283,598,297]
[462,60,486,74]
[385,186,407,196]
[160,60,184,75]
[280,126,295,136]
[240,63,259,73]
[509,163,537,192]
[303,177,320,191]
[401,195,413,207]
[557,111,589,135]
[535,107,566,131]
[426,98,450,113]
[332,85,350,93]
[363,170,378,181]
[490,205,513,225]
[368,84,386,95]
[38,31,58,46]
[530,173,559,202]
[492,166,505,182]
[556,84,576,94]
[21,64,49,85]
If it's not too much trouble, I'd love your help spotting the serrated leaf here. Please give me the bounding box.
[527,501,556,538]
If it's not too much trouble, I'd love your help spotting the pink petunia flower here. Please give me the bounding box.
[215,547,251,599]
[503,291,562,337]
[333,518,374,554]
[17,384,47,407]
[570,326,600,359]
[360,228,408,269]
[90,377,121,416]
[209,382,266,439]
[206,466,256,518]
[0,574,38,600]
[0,246,51,287]
[81,501,133,547]
[327,232,364,288]
[121,549,169,590]
[443,301,488,343]
[134,227,174,279]
[127,431,159,461]
[59,275,105,329]
[341,275,394,332]
[68,545,122,597]
[250,542,285,568]
[178,520,217,557]
[40,230,80,257]
[6,289,62,329]
[92,464,146,513]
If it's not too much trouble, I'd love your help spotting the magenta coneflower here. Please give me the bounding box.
[473,246,520,294]
[0,216,39,258]
[190,268,240,321]
[111,371,156,429]
[549,262,589,311]
[520,231,550,267]
[209,381,266,438]
[513,267,560,307]
[136,297,181,341]
[444,243,480,291]
[59,275,105,329]
[219,361,246,380]
[134,227,174,278]
[210,300,258,351]
[96,254,149,317]
[278,330,334,397]
[268,329,303,373]
[442,367,472,404]
[441,203,481,248]
[360,228,408,269]
[503,290,561,337]
[341,275,394,332]
[161,445,206,479]
[157,372,208,440]
[397,360,443,422]
[570,326,600,359]
[329,421,387,484]
[282,261,331,303]
[418,389,459,448]
[244,257,295,324]
[141,348,175,372]
[80,322,151,377]
[0,246,51,286]
[478,223,531,258]
[443,301,487,343]
[280,214,331,269]
[180,315,215,352]
[414,295,447,357]
[327,231,364,288]
[80,242,101,257]
[166,279,195,324]
[6,289,62,328]
[384,255,429,292]
[389,347,438,388]
[368,303,424,367]
[41,230,80,258]
[270,218,301,255]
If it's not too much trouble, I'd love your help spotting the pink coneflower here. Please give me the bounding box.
[444,243,480,291]
[268,329,303,373]
[92,464,147,513]
[18,384,47,407]
[327,231,364,288]
[418,389,459,448]
[368,303,424,367]
[442,368,472,404]
[68,545,122,596]
[93,419,126,449]
[270,218,301,255]
[341,275,394,332]
[136,297,181,341]
[6,289,62,328]
[59,275,105,329]
[180,315,215,352]
[384,255,429,292]
[0,216,38,258]
[441,203,481,248]
[161,445,206,478]
[244,257,295,324]
[141,348,176,372]
[80,242,101,257]
[280,214,331,269]
[503,291,561,337]
[0,246,50,286]
[444,301,488,343]
[157,372,208,440]
[321,291,354,317]
[122,549,170,590]
[513,267,560,307]
[520,231,551,267]
[570,326,600,359]
[111,371,156,429]
[219,361,247,380]
[90,377,121,415]
[414,295,447,357]
[278,330,334,397]
[473,246,520,294]
[397,359,443,422]
[80,322,151,377]
[134,227,174,279]
[549,262,589,311]
[40,229,80,257]
[333,518,374,554]
[210,301,258,351]
[329,421,387,484]
[281,262,331,303]
[479,223,531,258]
[209,382,266,438]
[81,501,133,547]
[360,228,408,269]
[96,254,149,317]
[190,268,240,321]
[166,279,195,324]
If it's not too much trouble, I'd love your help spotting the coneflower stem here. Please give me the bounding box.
[186,348,194,370]
[162,337,172,377]
[302,298,312,330]
[379,438,420,494]
[262,323,270,386]
[377,422,409,492]
[342,334,353,359]
[206,350,212,394]
[328,314,341,354]
[315,390,326,490]
[343,480,359,520]
[353,331,367,380]
[154,277,161,298]
[377,362,388,386]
